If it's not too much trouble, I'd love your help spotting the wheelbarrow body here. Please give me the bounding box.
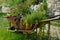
[6,14,60,33]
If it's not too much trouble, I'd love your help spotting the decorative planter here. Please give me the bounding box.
[6,14,35,30]
[6,14,59,33]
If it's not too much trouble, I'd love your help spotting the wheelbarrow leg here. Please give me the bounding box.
[47,21,50,40]
[9,22,11,27]
[27,33,30,40]
[36,28,38,40]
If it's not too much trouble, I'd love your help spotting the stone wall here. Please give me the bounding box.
[47,0,60,16]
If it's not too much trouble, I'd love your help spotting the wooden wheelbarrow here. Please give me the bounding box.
[6,14,60,33]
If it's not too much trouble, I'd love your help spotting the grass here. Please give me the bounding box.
[51,20,60,27]
[0,17,21,40]
[0,16,37,40]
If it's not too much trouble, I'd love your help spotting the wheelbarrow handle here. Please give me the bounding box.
[40,16,60,22]
[46,14,60,18]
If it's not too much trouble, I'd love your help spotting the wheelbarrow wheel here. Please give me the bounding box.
[8,26,15,30]
[8,26,16,32]
[8,26,23,33]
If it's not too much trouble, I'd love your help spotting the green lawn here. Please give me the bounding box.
[0,16,37,40]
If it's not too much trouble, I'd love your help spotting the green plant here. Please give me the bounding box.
[16,0,34,15]
[8,8,18,16]
[22,2,48,29]
[7,0,34,16]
